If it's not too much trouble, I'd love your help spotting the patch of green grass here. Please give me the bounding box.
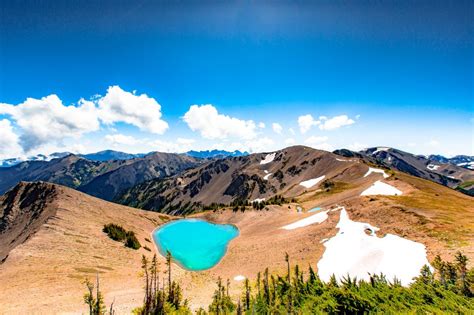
[313,181,353,197]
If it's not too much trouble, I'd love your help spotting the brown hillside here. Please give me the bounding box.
[0,182,170,314]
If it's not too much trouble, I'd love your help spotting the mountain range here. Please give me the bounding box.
[1,145,472,312]
[0,149,248,167]
[1,146,473,204]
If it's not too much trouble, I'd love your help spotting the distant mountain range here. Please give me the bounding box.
[0,149,248,167]
[0,152,202,201]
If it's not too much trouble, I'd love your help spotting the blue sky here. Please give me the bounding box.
[0,1,472,158]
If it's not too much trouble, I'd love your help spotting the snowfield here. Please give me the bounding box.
[427,164,440,171]
[364,167,389,179]
[281,210,330,230]
[233,275,246,281]
[317,208,430,286]
[260,153,276,165]
[252,198,265,203]
[263,173,272,180]
[361,180,402,196]
[299,175,326,188]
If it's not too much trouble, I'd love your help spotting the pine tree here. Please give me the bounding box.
[244,278,251,311]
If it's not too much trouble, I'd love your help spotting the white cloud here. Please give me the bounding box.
[183,104,257,140]
[298,114,319,134]
[289,128,296,135]
[319,115,355,131]
[0,95,100,151]
[0,119,23,159]
[298,114,356,133]
[105,134,139,146]
[258,122,266,129]
[98,85,168,134]
[272,123,283,134]
[0,86,169,153]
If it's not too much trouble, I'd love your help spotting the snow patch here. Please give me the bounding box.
[427,164,440,171]
[234,275,246,281]
[317,208,430,286]
[364,167,389,179]
[252,198,265,203]
[299,175,326,188]
[361,180,402,196]
[336,158,356,162]
[372,147,389,155]
[264,170,269,174]
[281,210,330,230]
[263,173,272,180]
[260,153,276,165]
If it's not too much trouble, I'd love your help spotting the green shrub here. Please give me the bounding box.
[125,232,141,250]
[103,223,141,250]
[103,223,127,241]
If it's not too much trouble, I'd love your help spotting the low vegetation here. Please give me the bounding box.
[83,252,473,314]
[103,223,141,250]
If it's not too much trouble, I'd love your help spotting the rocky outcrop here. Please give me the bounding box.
[0,182,58,262]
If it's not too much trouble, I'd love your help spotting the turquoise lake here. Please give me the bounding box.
[153,219,239,271]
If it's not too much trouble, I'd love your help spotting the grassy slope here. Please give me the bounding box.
[387,172,474,249]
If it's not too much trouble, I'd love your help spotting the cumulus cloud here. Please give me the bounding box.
[0,86,168,153]
[0,119,23,159]
[98,86,168,134]
[272,123,283,134]
[0,95,100,151]
[258,122,266,129]
[318,115,355,131]
[298,114,319,134]
[105,134,139,146]
[298,114,356,133]
[183,104,257,140]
